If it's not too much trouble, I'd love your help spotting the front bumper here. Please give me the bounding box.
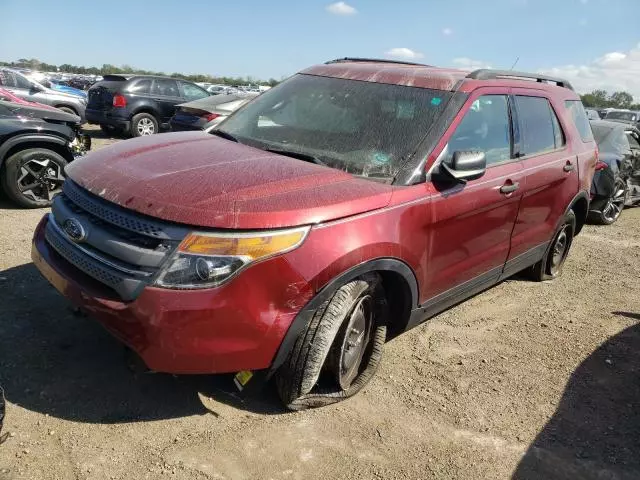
[31,214,313,374]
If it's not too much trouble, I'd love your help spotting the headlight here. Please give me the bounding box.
[154,227,309,289]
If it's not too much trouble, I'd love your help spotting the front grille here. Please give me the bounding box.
[46,180,189,300]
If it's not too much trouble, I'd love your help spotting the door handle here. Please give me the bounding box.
[563,163,575,172]
[500,182,520,194]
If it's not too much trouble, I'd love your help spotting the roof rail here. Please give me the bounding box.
[325,57,431,67]
[466,69,574,91]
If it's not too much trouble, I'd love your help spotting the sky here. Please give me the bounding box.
[1,0,640,98]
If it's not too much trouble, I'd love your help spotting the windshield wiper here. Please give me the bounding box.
[264,147,326,166]
[210,129,239,143]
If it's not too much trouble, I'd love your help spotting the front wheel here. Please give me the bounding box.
[588,177,627,225]
[1,148,67,208]
[529,210,576,281]
[275,274,387,411]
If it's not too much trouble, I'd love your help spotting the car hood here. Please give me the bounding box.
[65,132,393,229]
[4,102,81,124]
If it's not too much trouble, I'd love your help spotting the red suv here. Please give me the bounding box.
[32,58,597,410]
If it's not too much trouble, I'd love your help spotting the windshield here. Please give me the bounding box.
[218,74,451,178]
[606,111,638,122]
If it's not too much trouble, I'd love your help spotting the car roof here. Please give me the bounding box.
[301,58,578,97]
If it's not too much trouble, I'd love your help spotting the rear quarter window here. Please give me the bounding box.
[128,79,152,94]
[565,100,594,142]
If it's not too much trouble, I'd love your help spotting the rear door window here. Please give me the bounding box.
[128,78,152,94]
[152,79,180,97]
[565,100,594,142]
[514,96,558,156]
[14,73,32,90]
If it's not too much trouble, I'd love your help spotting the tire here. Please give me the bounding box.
[275,274,387,411]
[1,148,67,208]
[587,176,627,225]
[56,106,77,117]
[130,113,159,137]
[528,210,576,281]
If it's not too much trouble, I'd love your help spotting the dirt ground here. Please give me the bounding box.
[1,125,639,479]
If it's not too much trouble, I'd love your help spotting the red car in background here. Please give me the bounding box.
[0,87,57,110]
[32,58,597,410]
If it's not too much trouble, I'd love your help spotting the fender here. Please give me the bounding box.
[565,189,590,235]
[268,257,419,376]
[0,134,69,165]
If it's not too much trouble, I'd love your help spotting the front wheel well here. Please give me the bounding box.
[571,196,589,235]
[1,141,73,167]
[377,270,414,339]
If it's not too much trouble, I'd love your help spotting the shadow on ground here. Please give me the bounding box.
[512,314,640,480]
[0,263,286,424]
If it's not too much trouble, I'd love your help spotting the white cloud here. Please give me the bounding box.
[385,48,424,60]
[326,2,357,15]
[539,44,640,100]
[442,27,453,36]
[452,57,492,70]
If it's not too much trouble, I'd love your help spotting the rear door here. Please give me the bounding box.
[422,89,525,301]
[505,90,579,274]
[150,79,182,122]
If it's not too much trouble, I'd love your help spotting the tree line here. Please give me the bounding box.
[580,90,640,110]
[0,58,281,87]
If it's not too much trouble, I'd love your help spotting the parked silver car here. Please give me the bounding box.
[0,68,87,122]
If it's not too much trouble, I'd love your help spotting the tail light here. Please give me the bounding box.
[202,113,221,122]
[112,94,127,108]
[595,161,608,171]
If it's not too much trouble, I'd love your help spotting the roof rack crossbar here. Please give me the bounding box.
[466,69,574,91]
[325,57,431,67]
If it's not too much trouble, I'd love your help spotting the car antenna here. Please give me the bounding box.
[510,57,520,70]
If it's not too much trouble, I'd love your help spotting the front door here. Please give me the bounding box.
[505,90,580,274]
[422,90,524,307]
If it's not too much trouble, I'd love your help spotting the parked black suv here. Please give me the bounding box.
[85,75,210,137]
[0,100,90,207]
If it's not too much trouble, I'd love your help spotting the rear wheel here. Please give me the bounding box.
[1,148,67,208]
[130,113,158,137]
[529,210,576,281]
[588,177,627,225]
[276,274,387,411]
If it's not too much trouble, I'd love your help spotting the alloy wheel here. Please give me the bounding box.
[16,157,65,202]
[549,227,570,276]
[333,295,373,390]
[137,117,156,135]
[602,178,627,223]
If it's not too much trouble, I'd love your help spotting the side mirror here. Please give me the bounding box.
[30,84,43,93]
[440,151,487,183]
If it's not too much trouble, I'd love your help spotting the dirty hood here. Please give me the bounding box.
[65,132,393,229]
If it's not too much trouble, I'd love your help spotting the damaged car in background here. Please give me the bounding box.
[169,92,259,132]
[0,100,90,208]
[589,120,640,224]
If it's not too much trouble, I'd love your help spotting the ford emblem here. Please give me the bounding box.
[63,218,87,243]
